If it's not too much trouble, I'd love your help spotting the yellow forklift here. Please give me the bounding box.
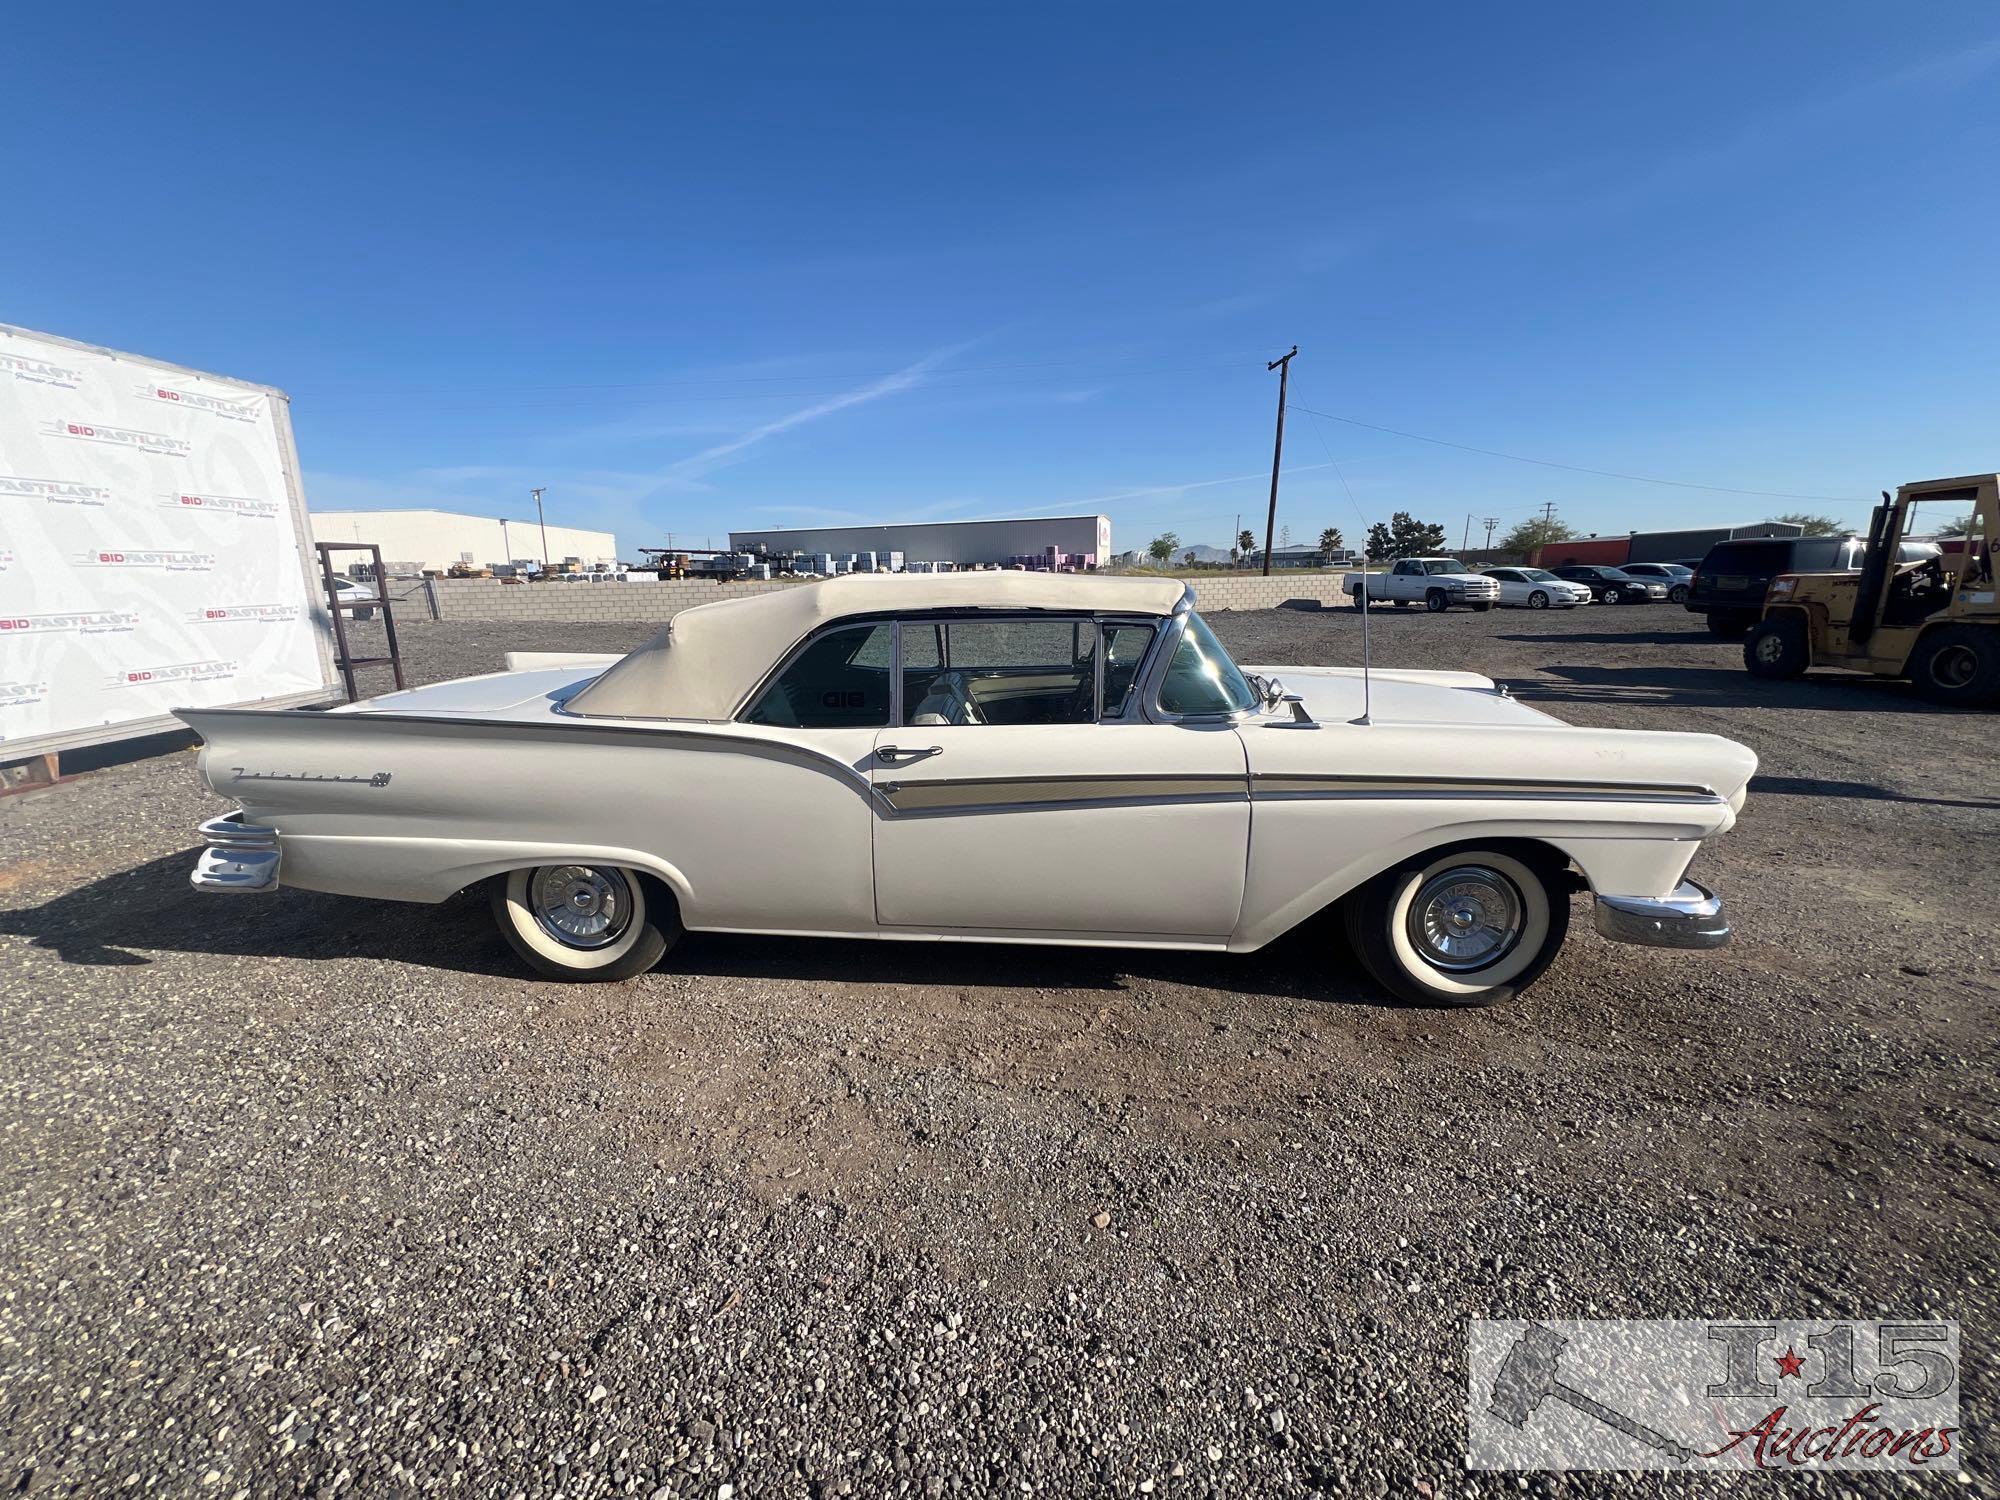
[1743,473,1997,706]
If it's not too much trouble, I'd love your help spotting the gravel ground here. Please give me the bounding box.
[1,601,1994,1497]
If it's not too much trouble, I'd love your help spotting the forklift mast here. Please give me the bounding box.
[1847,492,1898,648]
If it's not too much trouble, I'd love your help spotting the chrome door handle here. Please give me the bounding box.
[878,744,943,763]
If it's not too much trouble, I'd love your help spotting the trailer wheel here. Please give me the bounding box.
[1910,626,2000,707]
[1743,616,1808,679]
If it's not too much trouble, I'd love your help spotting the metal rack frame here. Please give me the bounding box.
[316,542,407,702]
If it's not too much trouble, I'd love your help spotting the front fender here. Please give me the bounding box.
[1228,803,1724,952]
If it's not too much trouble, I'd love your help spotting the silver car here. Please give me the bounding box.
[1481,567,1595,609]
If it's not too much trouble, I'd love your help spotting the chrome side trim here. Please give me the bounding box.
[1249,772,1722,804]
[874,772,1246,814]
[191,812,281,894]
[1593,879,1729,949]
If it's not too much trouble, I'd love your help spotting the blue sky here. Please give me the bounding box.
[5,3,1996,559]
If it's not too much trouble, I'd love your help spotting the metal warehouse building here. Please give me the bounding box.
[728,514,1110,569]
[310,509,619,574]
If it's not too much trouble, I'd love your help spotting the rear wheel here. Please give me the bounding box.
[1424,589,1448,612]
[1910,625,2000,707]
[1527,590,1549,610]
[1343,847,1570,1007]
[492,864,678,981]
[1743,616,1809,679]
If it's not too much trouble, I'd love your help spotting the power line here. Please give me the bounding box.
[1286,404,1869,505]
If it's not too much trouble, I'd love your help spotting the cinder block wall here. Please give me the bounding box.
[423,573,1352,624]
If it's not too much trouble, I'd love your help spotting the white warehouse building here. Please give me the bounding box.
[309,508,619,574]
[728,514,1110,570]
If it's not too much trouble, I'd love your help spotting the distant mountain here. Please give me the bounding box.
[1180,542,1236,563]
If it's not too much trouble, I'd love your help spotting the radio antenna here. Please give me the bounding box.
[1353,536,1373,725]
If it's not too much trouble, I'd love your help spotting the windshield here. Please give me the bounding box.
[1425,559,1470,574]
[1157,611,1257,716]
[1520,568,1559,581]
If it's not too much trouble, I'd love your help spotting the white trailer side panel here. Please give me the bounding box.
[0,323,335,760]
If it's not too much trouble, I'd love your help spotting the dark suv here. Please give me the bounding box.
[1687,535,1938,637]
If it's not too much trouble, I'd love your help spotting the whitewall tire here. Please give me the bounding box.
[493,864,677,981]
[1343,847,1569,1007]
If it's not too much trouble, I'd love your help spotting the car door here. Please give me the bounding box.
[869,614,1250,937]
[1487,568,1522,605]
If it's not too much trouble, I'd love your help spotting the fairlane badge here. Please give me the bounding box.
[231,768,392,787]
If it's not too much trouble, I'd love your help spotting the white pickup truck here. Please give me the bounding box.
[1343,557,1501,612]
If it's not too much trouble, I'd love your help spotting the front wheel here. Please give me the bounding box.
[1343,848,1570,1007]
[1424,589,1448,612]
[1601,586,1622,604]
[1743,616,1808,679]
[1527,590,1549,610]
[492,864,678,981]
[1910,625,2000,707]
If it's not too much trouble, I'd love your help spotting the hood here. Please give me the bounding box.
[1239,664,1567,729]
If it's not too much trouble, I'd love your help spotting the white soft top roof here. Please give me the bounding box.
[567,571,1191,721]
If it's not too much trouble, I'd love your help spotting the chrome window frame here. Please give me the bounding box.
[733,604,1178,729]
[1138,589,1263,726]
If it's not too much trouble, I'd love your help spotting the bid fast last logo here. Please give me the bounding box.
[74,548,217,572]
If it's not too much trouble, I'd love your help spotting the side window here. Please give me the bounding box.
[901,618,1096,727]
[1393,560,1417,576]
[1100,622,1156,718]
[743,623,894,728]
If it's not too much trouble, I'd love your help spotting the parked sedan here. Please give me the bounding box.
[1551,565,1669,604]
[1481,567,1595,609]
[178,573,1752,1008]
[1616,562,1694,604]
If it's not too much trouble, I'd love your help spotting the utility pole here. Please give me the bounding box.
[1461,513,1473,551]
[1483,516,1499,548]
[1261,346,1297,577]
[531,487,550,571]
[1541,500,1559,524]
[1232,511,1241,568]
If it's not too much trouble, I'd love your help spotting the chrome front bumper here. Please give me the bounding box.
[1593,879,1728,949]
[191,812,281,894]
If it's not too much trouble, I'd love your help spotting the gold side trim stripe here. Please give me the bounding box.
[878,775,1242,812]
[1250,773,1719,803]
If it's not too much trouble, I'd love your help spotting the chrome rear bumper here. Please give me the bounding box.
[1593,879,1728,949]
[191,812,280,894]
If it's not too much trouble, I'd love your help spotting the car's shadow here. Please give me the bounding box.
[1495,629,1710,647]
[1500,665,1958,714]
[0,851,1388,1005]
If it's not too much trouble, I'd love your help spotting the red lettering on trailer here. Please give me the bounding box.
[68,424,94,436]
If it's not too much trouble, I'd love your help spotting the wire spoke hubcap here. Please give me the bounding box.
[1409,866,1524,972]
[532,865,633,949]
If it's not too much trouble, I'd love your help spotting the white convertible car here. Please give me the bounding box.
[179,574,1754,1007]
